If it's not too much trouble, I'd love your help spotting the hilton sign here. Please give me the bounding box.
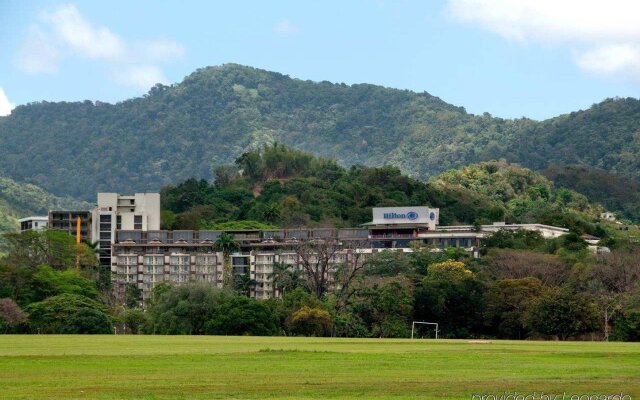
[372,206,439,228]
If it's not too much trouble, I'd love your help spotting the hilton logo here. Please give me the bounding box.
[383,211,419,220]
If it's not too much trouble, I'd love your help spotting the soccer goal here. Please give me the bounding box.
[411,321,439,339]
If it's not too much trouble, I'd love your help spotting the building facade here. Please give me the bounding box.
[19,216,49,232]
[48,211,92,241]
[26,200,571,305]
[111,207,570,305]
[91,193,160,267]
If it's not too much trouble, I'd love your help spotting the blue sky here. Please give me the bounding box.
[0,0,638,120]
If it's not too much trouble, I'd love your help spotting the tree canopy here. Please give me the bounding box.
[0,64,638,206]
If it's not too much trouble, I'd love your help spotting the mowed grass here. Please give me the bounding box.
[0,336,639,399]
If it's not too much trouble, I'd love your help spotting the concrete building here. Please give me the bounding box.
[112,234,224,303]
[111,228,368,301]
[600,212,616,221]
[111,206,571,304]
[48,211,92,241]
[91,193,160,267]
[18,216,49,232]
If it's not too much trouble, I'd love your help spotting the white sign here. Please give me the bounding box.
[372,207,439,227]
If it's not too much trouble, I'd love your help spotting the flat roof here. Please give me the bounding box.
[18,216,48,222]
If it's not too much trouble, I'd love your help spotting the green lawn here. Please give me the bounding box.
[0,336,638,399]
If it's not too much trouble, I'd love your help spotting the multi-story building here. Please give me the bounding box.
[48,211,92,241]
[19,216,49,232]
[91,193,160,267]
[111,206,570,305]
[112,228,370,302]
[113,230,224,301]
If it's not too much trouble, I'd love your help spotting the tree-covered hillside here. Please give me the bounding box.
[0,176,91,243]
[161,145,604,236]
[542,165,640,222]
[0,64,639,201]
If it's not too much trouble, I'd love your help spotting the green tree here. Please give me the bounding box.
[123,309,147,334]
[234,273,256,297]
[124,283,142,309]
[30,265,99,302]
[26,293,111,334]
[484,277,544,339]
[147,283,223,335]
[526,288,600,340]
[3,230,98,270]
[62,307,113,334]
[358,280,414,338]
[203,295,279,336]
[0,298,27,333]
[285,306,332,337]
[414,261,484,338]
[214,232,240,287]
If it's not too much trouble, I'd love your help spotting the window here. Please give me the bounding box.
[100,214,112,222]
[144,255,164,265]
[134,215,142,230]
[170,255,190,266]
[100,232,111,240]
[118,255,137,265]
[196,255,217,265]
[116,215,122,230]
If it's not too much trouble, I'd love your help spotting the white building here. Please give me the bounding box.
[111,205,573,305]
[18,216,48,232]
[91,193,160,267]
[600,212,616,221]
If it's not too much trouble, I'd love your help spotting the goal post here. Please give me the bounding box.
[411,321,439,339]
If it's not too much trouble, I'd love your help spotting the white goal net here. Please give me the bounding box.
[411,321,439,339]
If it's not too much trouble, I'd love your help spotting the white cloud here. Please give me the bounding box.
[16,3,184,89]
[577,44,640,78]
[17,26,60,74]
[447,0,640,80]
[275,19,298,36]
[44,4,125,60]
[140,38,185,62]
[112,65,168,89]
[0,88,16,117]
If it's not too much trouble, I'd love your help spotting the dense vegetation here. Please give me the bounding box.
[0,175,91,249]
[2,205,639,341]
[1,146,638,340]
[543,164,640,222]
[161,145,605,237]
[1,64,639,203]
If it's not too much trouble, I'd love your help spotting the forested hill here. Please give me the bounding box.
[0,63,639,200]
[542,165,640,222]
[161,145,604,236]
[0,176,91,244]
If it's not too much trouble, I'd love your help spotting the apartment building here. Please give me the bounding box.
[91,193,160,267]
[48,211,92,241]
[111,206,571,305]
[112,228,369,302]
[31,200,571,304]
[19,216,49,232]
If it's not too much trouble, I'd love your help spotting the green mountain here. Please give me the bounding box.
[1,64,639,201]
[0,175,91,241]
[542,165,640,222]
[161,145,604,236]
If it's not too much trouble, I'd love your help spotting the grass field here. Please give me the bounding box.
[0,336,639,399]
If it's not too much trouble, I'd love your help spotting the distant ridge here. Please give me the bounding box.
[0,63,638,201]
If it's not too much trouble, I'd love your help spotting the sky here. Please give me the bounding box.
[0,0,638,120]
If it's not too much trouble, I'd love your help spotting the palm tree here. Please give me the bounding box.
[214,232,240,288]
[234,273,256,297]
[270,261,303,298]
